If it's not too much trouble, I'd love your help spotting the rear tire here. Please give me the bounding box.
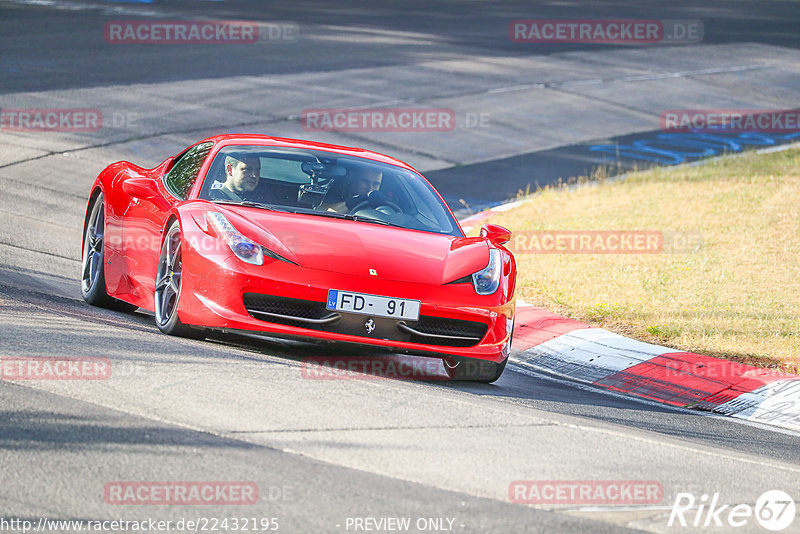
[80,192,136,312]
[154,220,198,337]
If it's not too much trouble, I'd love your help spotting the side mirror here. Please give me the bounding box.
[480,223,511,245]
[123,177,160,199]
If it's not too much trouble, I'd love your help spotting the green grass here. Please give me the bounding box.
[480,147,800,373]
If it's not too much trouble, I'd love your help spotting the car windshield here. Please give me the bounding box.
[197,145,461,236]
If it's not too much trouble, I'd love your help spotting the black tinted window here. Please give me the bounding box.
[198,145,461,236]
[164,142,213,199]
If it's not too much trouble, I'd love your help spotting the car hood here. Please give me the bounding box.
[222,207,489,284]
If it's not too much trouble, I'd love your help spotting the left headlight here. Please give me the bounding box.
[206,211,264,265]
[472,249,502,295]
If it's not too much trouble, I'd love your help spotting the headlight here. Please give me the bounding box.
[472,249,502,295]
[206,212,263,265]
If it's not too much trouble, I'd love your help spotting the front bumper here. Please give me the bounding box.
[177,225,515,363]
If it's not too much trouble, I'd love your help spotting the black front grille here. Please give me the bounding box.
[242,293,488,347]
[408,316,489,347]
[243,293,336,327]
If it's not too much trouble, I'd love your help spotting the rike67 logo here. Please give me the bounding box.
[669,490,796,531]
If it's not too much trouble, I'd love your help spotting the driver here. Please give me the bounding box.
[210,154,261,202]
[321,165,383,213]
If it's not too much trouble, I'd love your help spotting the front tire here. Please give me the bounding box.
[443,355,507,383]
[81,192,136,312]
[154,220,196,337]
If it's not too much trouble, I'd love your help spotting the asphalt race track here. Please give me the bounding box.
[1,1,799,533]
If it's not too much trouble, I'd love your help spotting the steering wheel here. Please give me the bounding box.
[348,198,402,215]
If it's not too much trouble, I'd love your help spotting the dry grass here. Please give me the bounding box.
[482,148,800,373]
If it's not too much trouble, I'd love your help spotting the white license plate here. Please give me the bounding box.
[326,290,420,321]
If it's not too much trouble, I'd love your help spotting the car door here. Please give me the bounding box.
[121,142,214,309]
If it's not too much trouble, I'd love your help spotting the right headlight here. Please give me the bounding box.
[472,249,502,295]
[207,211,264,265]
[206,211,298,266]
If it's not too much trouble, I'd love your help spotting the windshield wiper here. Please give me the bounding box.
[351,215,405,228]
[310,211,407,230]
[299,209,405,228]
[300,210,350,220]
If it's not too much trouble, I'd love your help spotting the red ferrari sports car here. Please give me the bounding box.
[81,135,516,382]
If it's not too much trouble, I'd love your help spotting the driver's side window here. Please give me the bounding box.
[164,142,214,200]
